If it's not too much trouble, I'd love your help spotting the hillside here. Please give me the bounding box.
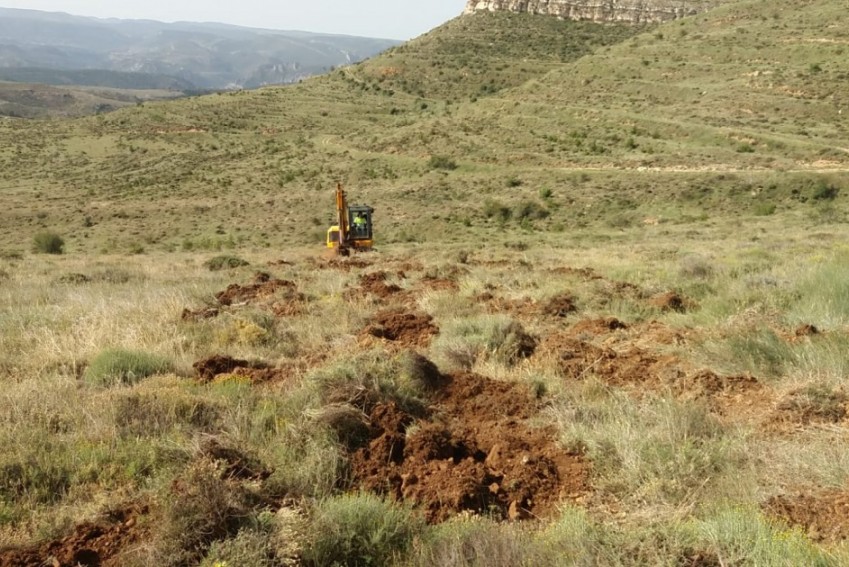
[3,1,849,565]
[0,0,845,255]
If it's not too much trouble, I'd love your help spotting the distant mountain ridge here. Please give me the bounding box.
[0,8,400,90]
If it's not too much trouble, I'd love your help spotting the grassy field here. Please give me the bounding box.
[3,220,849,564]
[1,0,849,564]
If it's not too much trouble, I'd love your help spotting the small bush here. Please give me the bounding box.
[204,255,250,271]
[428,155,458,171]
[156,458,259,565]
[482,199,512,222]
[303,493,423,567]
[32,231,64,255]
[514,200,549,221]
[413,514,534,567]
[694,507,834,565]
[83,348,172,386]
[678,255,715,279]
[115,390,221,436]
[812,182,839,201]
[202,527,277,567]
[434,316,537,369]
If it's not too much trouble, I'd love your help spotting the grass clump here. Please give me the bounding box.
[204,254,250,271]
[303,492,423,567]
[694,507,838,566]
[557,390,742,508]
[154,457,262,566]
[32,231,65,254]
[202,525,278,567]
[83,348,172,386]
[413,514,535,567]
[433,315,537,370]
[309,349,428,414]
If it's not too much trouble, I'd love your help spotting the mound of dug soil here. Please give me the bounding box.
[765,489,849,542]
[193,354,287,384]
[349,372,589,522]
[0,503,149,567]
[648,291,692,313]
[541,293,578,318]
[357,271,403,298]
[568,317,628,336]
[364,309,438,347]
[215,272,298,306]
[556,338,681,387]
[774,386,847,425]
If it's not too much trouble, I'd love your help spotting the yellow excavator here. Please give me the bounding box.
[326,182,374,255]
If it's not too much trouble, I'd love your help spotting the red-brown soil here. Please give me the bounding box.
[419,275,459,292]
[765,488,849,542]
[568,317,628,336]
[772,386,847,426]
[648,291,691,313]
[357,271,403,298]
[794,324,820,338]
[215,272,298,306]
[677,370,770,421]
[192,354,288,384]
[180,306,220,321]
[0,503,149,567]
[555,338,683,387]
[364,309,438,347]
[545,334,770,423]
[193,354,251,381]
[314,257,373,271]
[541,293,578,318]
[547,266,604,281]
[349,372,590,522]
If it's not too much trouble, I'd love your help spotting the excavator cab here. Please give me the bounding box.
[348,206,374,240]
[326,183,374,254]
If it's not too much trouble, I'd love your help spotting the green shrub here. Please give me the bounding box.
[513,200,549,221]
[202,527,277,567]
[204,255,250,271]
[482,199,512,222]
[32,231,65,254]
[303,493,423,567]
[812,182,839,201]
[427,155,458,170]
[83,348,172,386]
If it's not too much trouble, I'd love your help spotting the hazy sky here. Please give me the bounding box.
[0,1,468,40]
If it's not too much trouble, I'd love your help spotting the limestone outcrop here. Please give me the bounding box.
[463,0,721,24]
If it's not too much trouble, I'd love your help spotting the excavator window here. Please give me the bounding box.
[349,208,373,240]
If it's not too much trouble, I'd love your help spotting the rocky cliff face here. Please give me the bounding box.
[463,0,720,24]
